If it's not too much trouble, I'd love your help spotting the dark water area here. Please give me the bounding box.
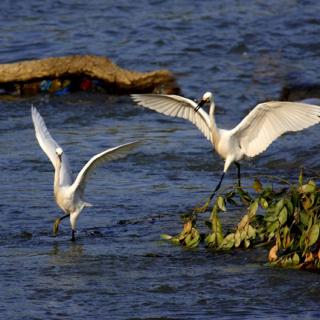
[1,1,320,319]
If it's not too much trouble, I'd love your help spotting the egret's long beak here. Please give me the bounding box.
[195,99,206,112]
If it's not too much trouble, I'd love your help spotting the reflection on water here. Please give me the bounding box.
[49,243,85,262]
[1,0,320,319]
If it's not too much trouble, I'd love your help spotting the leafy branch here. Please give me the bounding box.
[161,171,320,271]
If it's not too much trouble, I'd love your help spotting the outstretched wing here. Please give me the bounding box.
[131,94,212,142]
[72,141,141,196]
[31,106,73,186]
[232,101,320,157]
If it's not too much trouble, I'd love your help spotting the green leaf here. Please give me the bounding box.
[247,225,256,239]
[240,229,247,241]
[264,213,279,222]
[275,199,285,216]
[260,197,268,209]
[299,231,306,250]
[253,178,262,192]
[285,200,293,215]
[298,169,303,186]
[281,225,289,248]
[308,224,320,247]
[206,212,224,247]
[171,238,180,245]
[268,231,275,242]
[292,253,300,265]
[216,232,224,246]
[219,233,235,250]
[302,194,315,210]
[267,220,280,234]
[160,234,173,240]
[211,212,223,235]
[307,214,314,232]
[248,200,259,219]
[290,189,299,208]
[282,257,292,267]
[300,211,309,226]
[206,231,224,247]
[238,214,249,229]
[205,233,216,247]
[244,239,251,248]
[301,181,316,194]
[278,207,288,226]
[217,196,226,212]
[185,228,200,248]
[234,230,241,248]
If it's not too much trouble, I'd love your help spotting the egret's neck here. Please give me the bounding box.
[54,156,62,196]
[209,101,219,145]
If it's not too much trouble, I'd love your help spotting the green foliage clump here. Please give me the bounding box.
[161,171,320,271]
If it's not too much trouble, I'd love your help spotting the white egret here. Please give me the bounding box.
[131,92,320,202]
[31,106,140,240]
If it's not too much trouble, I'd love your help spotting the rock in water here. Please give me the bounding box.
[0,55,180,96]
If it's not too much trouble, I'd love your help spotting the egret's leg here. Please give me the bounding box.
[60,214,69,221]
[193,172,225,213]
[209,172,225,200]
[53,213,70,236]
[235,162,241,187]
[71,230,76,241]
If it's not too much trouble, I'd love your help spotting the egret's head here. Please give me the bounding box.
[195,91,214,112]
[56,147,63,159]
[202,91,213,102]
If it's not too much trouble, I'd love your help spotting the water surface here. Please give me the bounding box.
[1,1,320,319]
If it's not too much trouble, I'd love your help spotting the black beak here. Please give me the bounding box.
[195,99,206,112]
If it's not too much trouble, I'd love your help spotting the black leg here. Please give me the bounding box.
[71,230,76,241]
[235,162,241,187]
[60,213,69,221]
[193,171,226,213]
[209,172,225,200]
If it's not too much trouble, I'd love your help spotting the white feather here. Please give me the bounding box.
[31,106,140,237]
[31,106,73,186]
[131,94,212,143]
[232,101,320,157]
[131,93,320,178]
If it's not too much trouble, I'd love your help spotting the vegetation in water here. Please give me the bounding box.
[161,170,320,271]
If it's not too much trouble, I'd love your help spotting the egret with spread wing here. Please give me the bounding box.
[31,106,140,240]
[131,92,320,204]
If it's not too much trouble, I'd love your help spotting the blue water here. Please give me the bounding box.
[1,1,320,319]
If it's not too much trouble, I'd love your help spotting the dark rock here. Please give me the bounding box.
[280,83,320,101]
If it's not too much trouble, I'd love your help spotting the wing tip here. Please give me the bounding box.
[31,104,36,113]
[31,104,40,119]
[124,139,143,149]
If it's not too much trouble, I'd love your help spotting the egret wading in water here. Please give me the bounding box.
[131,92,320,208]
[31,106,140,240]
